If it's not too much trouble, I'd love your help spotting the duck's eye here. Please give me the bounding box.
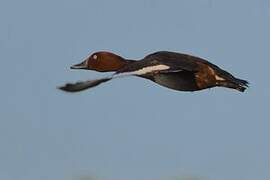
[93,54,98,60]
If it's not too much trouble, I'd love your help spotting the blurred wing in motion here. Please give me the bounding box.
[58,77,112,92]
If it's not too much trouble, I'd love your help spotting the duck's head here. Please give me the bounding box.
[71,51,127,72]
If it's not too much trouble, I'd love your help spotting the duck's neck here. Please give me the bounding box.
[113,58,135,71]
[124,59,136,64]
[98,58,135,72]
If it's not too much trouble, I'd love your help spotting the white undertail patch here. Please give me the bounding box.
[208,66,225,81]
[215,75,225,81]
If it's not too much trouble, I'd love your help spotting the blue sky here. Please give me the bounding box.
[1,0,270,180]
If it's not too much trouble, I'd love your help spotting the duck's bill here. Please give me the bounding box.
[70,61,87,69]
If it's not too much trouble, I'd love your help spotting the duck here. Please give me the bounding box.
[59,51,248,92]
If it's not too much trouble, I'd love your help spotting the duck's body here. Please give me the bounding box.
[59,51,248,92]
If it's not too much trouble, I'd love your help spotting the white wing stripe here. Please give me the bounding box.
[113,64,170,78]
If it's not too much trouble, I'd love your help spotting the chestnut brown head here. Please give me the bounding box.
[71,51,127,72]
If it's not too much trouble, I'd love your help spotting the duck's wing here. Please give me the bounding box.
[59,71,139,92]
[115,53,198,76]
[143,51,200,72]
[58,77,112,92]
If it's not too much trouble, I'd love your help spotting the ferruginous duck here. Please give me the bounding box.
[59,51,248,92]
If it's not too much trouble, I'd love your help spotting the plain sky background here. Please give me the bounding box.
[1,0,269,180]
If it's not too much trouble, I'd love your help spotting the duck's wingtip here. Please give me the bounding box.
[57,84,77,93]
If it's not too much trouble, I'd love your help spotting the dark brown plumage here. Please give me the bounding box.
[59,51,249,92]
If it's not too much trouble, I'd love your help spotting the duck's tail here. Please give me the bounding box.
[218,77,249,92]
